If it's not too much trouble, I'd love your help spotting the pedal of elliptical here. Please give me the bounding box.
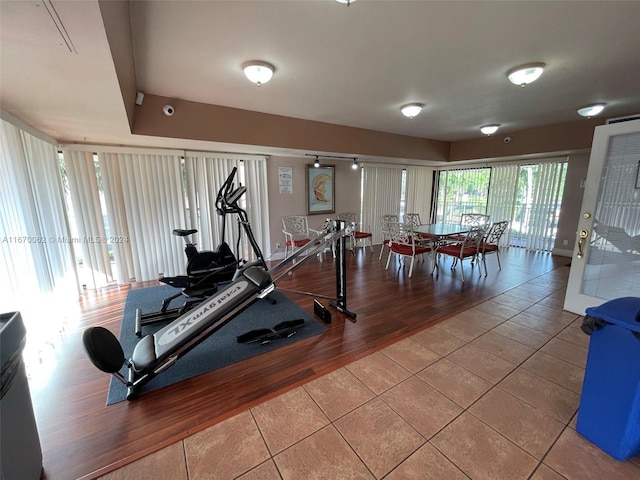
[159,275,191,289]
[314,299,332,324]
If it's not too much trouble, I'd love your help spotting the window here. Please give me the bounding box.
[434,160,567,252]
[435,168,491,223]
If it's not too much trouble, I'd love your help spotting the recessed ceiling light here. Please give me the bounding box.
[336,0,357,5]
[480,124,500,135]
[506,62,545,87]
[400,103,424,119]
[577,103,606,118]
[242,61,275,86]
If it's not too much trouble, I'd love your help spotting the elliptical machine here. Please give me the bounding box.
[134,169,249,335]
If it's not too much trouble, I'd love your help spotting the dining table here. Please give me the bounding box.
[413,223,475,272]
[413,223,471,242]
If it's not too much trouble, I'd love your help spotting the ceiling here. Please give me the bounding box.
[2,0,640,156]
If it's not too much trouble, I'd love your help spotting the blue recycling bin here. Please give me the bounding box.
[577,297,640,461]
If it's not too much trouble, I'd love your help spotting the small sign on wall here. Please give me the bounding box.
[278,166,293,194]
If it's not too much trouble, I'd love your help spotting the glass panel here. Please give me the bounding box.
[435,168,491,223]
[435,161,567,252]
[581,131,640,299]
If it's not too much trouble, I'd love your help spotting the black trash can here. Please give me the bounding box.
[1,311,43,480]
[577,297,640,461]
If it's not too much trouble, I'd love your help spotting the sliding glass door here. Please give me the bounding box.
[434,159,567,252]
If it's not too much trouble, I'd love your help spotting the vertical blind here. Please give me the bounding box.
[62,147,269,285]
[404,167,434,226]
[1,118,75,302]
[240,157,270,261]
[98,150,187,283]
[486,164,519,246]
[98,152,135,285]
[1,118,79,375]
[184,154,237,251]
[63,149,114,286]
[527,161,566,252]
[361,165,403,244]
[184,152,269,263]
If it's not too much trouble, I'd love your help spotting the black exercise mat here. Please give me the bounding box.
[106,285,326,404]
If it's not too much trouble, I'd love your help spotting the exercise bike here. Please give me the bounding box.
[166,228,236,284]
[153,228,237,308]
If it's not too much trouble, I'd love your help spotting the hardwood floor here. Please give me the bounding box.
[31,247,568,479]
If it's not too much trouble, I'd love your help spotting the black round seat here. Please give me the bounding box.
[82,327,125,373]
[172,229,198,237]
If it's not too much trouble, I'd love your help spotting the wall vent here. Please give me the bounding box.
[606,114,640,124]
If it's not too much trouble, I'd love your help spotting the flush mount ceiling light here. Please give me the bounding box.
[351,158,359,170]
[242,61,275,86]
[577,103,606,118]
[506,62,545,87]
[401,103,424,119]
[480,124,500,135]
[336,0,357,5]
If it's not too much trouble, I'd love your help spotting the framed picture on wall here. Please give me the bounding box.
[306,165,335,215]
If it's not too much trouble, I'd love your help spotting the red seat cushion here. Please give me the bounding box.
[286,238,311,247]
[482,243,499,253]
[354,231,372,239]
[438,245,477,257]
[391,244,430,256]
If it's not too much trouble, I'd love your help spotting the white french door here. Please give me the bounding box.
[564,119,640,314]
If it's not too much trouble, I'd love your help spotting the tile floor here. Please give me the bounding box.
[100,267,640,480]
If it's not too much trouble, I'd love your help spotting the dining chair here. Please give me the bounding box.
[433,225,484,282]
[336,213,373,253]
[385,221,433,278]
[282,215,324,260]
[379,214,399,260]
[404,212,436,247]
[447,212,491,242]
[480,220,509,275]
[461,213,491,228]
[403,213,422,227]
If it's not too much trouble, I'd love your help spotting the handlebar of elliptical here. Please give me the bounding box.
[216,167,248,215]
[216,167,238,215]
[211,166,268,266]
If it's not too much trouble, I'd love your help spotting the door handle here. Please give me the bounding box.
[577,229,589,259]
